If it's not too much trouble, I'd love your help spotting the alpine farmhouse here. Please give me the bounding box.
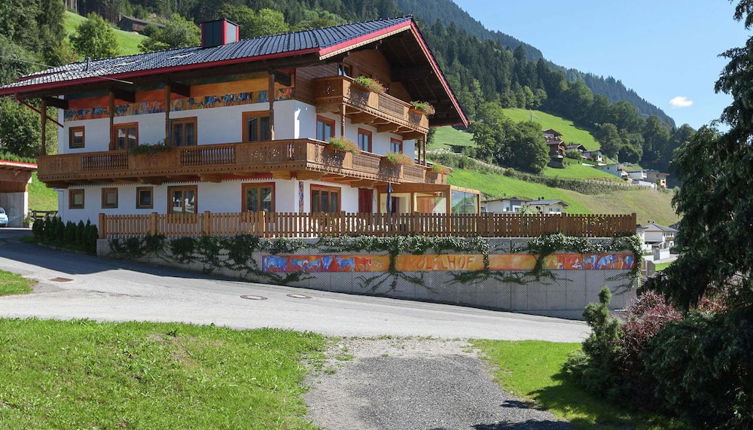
[1,17,483,231]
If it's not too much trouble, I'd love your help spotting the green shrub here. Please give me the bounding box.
[565,149,582,159]
[129,142,172,155]
[643,309,753,429]
[326,137,359,153]
[352,75,386,93]
[385,152,414,166]
[564,288,622,398]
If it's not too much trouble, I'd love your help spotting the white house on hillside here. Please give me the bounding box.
[482,196,531,213]
[525,199,568,214]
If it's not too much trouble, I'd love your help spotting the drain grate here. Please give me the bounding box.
[286,293,311,299]
[49,277,73,282]
[240,294,268,301]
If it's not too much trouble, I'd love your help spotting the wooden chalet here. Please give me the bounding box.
[1,17,485,231]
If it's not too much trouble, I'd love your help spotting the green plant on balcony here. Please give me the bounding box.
[129,142,172,155]
[353,75,386,93]
[385,152,415,166]
[326,137,359,154]
[430,162,450,175]
[410,101,436,116]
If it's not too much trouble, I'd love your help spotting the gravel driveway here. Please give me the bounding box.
[305,338,571,430]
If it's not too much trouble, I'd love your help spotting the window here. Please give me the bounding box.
[69,189,85,209]
[316,116,335,141]
[337,64,352,77]
[113,123,138,150]
[311,185,340,213]
[390,138,403,153]
[101,188,118,209]
[136,187,153,209]
[357,128,372,152]
[242,111,271,142]
[69,126,85,149]
[168,186,197,214]
[170,117,197,146]
[242,183,275,212]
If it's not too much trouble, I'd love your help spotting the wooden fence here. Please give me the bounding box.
[98,212,637,239]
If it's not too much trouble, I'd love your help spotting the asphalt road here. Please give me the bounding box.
[0,230,587,342]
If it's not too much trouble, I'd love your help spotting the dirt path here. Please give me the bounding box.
[305,338,571,430]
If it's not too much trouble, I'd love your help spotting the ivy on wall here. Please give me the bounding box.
[108,233,641,292]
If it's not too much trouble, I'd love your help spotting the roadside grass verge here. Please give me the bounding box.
[472,340,684,430]
[0,270,34,296]
[0,319,325,429]
[654,261,673,271]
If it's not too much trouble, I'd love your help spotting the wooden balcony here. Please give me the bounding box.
[37,139,447,187]
[313,76,429,139]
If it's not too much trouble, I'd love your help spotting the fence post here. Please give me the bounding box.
[98,213,106,239]
[202,211,212,236]
[259,211,267,237]
[149,212,158,236]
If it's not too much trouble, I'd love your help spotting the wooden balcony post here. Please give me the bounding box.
[164,83,171,145]
[268,72,275,140]
[98,213,106,239]
[202,211,212,236]
[39,99,47,156]
[149,212,158,236]
[108,91,115,150]
[445,190,452,234]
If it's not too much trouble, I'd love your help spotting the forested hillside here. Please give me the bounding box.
[395,0,675,127]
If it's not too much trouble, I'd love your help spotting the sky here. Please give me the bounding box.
[453,0,752,129]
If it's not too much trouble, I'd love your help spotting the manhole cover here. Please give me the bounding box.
[286,293,311,299]
[49,277,73,282]
[240,295,267,301]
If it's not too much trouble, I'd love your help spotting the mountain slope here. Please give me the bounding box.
[396,0,674,127]
[501,109,600,150]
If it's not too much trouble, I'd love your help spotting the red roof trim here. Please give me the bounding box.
[0,160,38,168]
[0,47,319,96]
[319,20,412,56]
[407,21,468,127]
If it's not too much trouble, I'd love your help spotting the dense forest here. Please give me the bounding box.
[0,0,692,174]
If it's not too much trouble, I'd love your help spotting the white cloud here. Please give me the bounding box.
[669,96,694,108]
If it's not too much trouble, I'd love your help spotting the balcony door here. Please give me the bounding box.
[243,111,271,142]
[170,117,197,146]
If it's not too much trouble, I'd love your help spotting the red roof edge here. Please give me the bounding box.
[0,160,38,168]
[408,21,469,127]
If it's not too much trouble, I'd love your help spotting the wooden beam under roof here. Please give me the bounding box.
[170,81,191,98]
[112,87,136,103]
[42,96,68,110]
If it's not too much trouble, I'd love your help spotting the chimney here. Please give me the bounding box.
[200,19,240,48]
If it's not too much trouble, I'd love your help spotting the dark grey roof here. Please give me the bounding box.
[528,199,568,206]
[1,17,412,92]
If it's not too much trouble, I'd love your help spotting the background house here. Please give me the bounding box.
[645,169,669,188]
[481,196,531,213]
[582,149,603,162]
[525,199,568,214]
[0,160,36,227]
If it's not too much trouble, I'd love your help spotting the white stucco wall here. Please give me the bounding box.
[0,192,28,227]
[58,177,369,226]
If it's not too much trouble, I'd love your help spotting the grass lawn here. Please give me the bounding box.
[472,340,683,430]
[654,261,673,271]
[502,108,600,150]
[542,162,621,181]
[0,319,325,429]
[449,168,679,225]
[428,126,475,151]
[28,172,57,212]
[64,11,147,56]
[0,270,34,296]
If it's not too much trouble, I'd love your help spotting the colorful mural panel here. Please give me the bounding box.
[262,255,390,273]
[488,254,537,271]
[395,254,485,272]
[582,253,636,270]
[64,89,294,121]
[262,253,637,273]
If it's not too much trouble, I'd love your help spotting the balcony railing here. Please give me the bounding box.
[37,140,447,186]
[313,76,429,136]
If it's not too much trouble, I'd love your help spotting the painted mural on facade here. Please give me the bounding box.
[262,253,636,273]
